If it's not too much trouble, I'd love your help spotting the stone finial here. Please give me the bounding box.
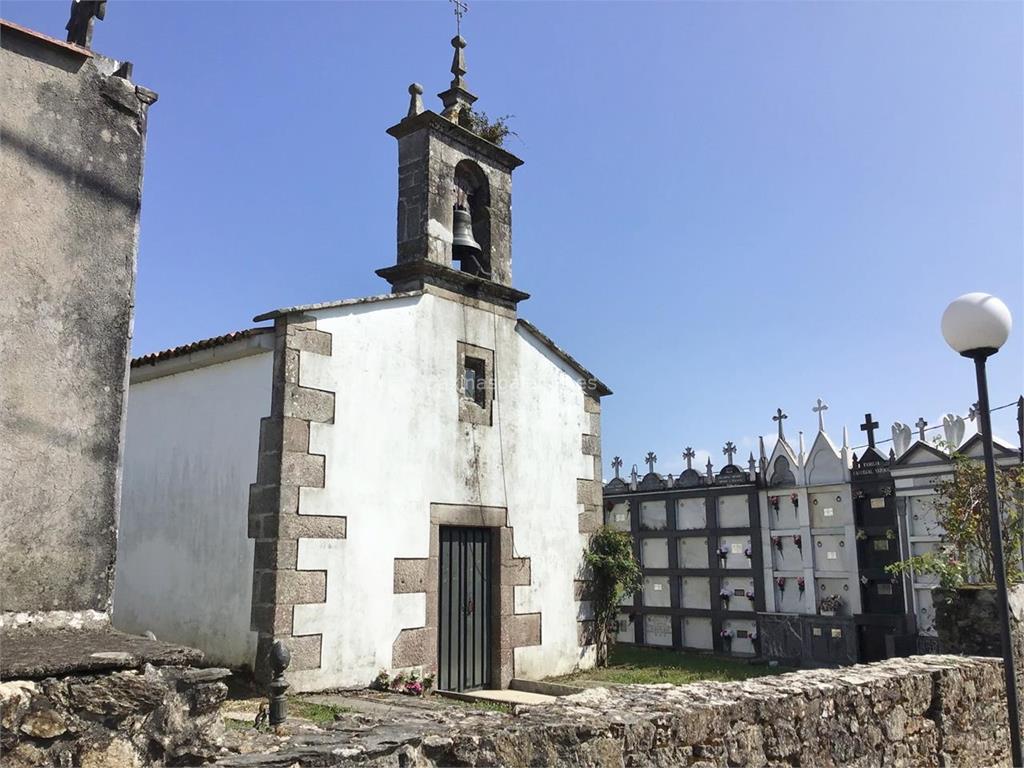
[748,452,757,478]
[705,458,714,481]
[438,35,478,122]
[407,83,424,118]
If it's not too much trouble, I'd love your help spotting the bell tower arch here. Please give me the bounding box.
[377,36,527,311]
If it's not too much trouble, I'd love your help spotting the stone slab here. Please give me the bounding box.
[0,626,204,679]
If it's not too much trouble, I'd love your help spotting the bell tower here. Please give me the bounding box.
[377,35,529,311]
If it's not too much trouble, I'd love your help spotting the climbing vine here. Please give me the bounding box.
[584,525,642,667]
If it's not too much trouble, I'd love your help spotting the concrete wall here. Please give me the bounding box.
[114,352,272,667]
[0,25,156,616]
[287,290,594,690]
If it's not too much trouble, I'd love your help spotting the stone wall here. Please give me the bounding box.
[0,22,156,615]
[217,655,1014,767]
[1,665,227,767]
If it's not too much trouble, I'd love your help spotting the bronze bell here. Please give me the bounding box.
[452,206,482,253]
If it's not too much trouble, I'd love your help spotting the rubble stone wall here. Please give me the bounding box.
[1,665,228,768]
[218,656,1013,768]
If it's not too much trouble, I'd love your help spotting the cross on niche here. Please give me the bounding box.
[915,418,928,441]
[812,398,828,431]
[683,447,695,470]
[611,456,623,479]
[860,413,880,448]
[723,441,737,464]
[772,408,788,439]
[644,451,657,474]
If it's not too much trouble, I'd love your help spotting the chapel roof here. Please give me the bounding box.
[131,327,272,367]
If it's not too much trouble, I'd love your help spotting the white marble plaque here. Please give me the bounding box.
[644,614,673,646]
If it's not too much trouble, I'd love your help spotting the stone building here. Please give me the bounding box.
[0,17,156,626]
[117,36,610,692]
[1,16,230,767]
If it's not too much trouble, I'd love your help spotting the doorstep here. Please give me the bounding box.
[436,687,557,706]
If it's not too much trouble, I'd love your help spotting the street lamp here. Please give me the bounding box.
[941,291,1018,766]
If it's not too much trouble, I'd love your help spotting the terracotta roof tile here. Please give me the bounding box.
[131,327,272,368]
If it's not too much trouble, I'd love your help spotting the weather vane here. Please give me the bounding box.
[450,0,468,36]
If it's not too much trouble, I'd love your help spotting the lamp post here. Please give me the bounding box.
[941,292,1019,766]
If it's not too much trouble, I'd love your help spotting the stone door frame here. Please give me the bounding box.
[393,503,539,689]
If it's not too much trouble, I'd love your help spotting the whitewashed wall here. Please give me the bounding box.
[114,352,271,667]
[291,292,594,690]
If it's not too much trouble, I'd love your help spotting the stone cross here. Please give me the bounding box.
[611,456,623,479]
[723,441,737,464]
[915,417,928,442]
[813,398,828,432]
[683,447,695,470]
[772,408,788,440]
[860,413,879,448]
[644,452,657,474]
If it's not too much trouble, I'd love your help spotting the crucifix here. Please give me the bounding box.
[611,456,623,479]
[450,0,468,36]
[66,0,106,48]
[772,408,788,440]
[860,413,879,448]
[683,447,695,471]
[722,441,737,464]
[644,452,657,474]
[812,398,828,432]
[915,417,928,442]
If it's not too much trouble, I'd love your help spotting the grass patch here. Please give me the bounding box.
[288,699,351,724]
[224,718,252,732]
[552,645,790,687]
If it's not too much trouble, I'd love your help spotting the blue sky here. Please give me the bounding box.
[7,1,1022,475]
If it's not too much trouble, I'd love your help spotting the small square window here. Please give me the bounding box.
[457,342,494,426]
[464,356,487,407]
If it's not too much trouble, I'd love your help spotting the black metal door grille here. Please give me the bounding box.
[438,526,492,691]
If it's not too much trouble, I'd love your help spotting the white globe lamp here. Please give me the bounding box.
[941,292,1012,357]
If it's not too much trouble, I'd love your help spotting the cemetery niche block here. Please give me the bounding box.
[643,614,673,647]
[678,537,710,568]
[640,501,668,531]
[682,616,714,650]
[676,497,706,529]
[717,495,750,528]
[641,538,669,569]
[604,501,630,532]
[680,577,711,610]
[604,458,763,654]
[615,613,636,644]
